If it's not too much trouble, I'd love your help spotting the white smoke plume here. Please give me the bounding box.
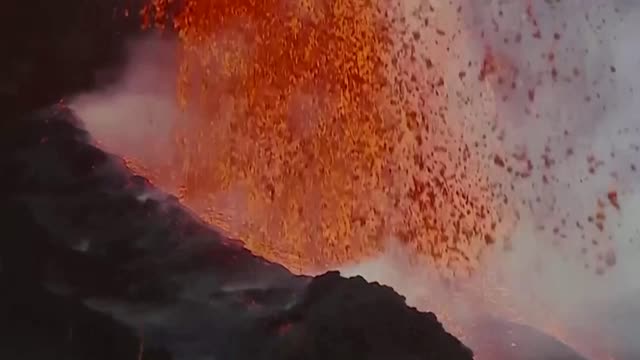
[71,34,181,181]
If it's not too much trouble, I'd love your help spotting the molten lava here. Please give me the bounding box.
[140,0,505,274]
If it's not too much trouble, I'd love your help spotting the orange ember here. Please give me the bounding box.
[139,0,503,274]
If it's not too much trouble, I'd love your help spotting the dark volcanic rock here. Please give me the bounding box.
[263,271,473,360]
[0,107,473,360]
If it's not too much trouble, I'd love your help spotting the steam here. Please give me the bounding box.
[71,34,181,181]
[69,1,640,359]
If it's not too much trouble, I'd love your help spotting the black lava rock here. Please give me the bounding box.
[262,271,473,360]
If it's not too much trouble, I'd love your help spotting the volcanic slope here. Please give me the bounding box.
[0,107,474,360]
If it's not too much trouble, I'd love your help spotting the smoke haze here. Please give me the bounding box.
[71,35,181,183]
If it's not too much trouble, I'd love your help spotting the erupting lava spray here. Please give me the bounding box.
[73,0,640,359]
[137,0,508,274]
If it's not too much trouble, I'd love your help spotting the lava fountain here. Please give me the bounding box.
[73,0,640,359]
[138,0,508,275]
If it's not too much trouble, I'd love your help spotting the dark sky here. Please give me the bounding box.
[2,0,143,114]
